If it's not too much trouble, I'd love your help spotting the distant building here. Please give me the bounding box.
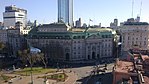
[92,23,101,28]
[118,20,149,54]
[0,22,3,26]
[110,18,118,29]
[135,16,140,22]
[127,18,135,23]
[75,18,81,28]
[82,23,87,28]
[0,29,7,44]
[3,5,27,28]
[15,21,32,35]
[114,19,118,26]
[58,0,73,27]
[27,23,116,62]
[7,22,30,57]
[0,22,4,29]
[113,54,149,84]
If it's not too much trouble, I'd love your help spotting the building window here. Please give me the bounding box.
[73,36,76,39]
[144,41,146,45]
[78,47,80,49]
[108,44,111,47]
[78,52,80,54]
[128,36,130,40]
[136,38,138,40]
[82,36,85,39]
[145,38,147,40]
[105,44,107,47]
[132,41,134,45]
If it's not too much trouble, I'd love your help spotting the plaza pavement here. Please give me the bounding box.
[1,62,115,84]
[1,69,77,84]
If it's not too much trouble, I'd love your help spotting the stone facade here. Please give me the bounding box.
[27,23,116,61]
[118,22,149,53]
[0,29,7,44]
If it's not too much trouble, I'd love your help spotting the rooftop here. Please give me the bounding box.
[71,28,86,32]
[143,76,149,84]
[115,61,134,73]
[37,23,68,29]
[123,22,149,25]
[5,5,27,13]
[27,23,117,39]
[141,55,149,61]
[87,28,113,32]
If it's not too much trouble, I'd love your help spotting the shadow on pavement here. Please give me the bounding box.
[76,72,113,84]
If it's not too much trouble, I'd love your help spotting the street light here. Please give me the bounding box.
[29,46,41,84]
[30,54,33,84]
[25,65,28,76]
[115,35,120,60]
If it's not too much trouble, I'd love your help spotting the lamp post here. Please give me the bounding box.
[30,54,33,84]
[25,65,28,76]
[29,46,41,84]
[115,35,120,64]
[113,35,120,84]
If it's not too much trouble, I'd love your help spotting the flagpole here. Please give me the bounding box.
[88,19,90,27]
[88,19,93,27]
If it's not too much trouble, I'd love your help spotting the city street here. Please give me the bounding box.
[69,62,115,84]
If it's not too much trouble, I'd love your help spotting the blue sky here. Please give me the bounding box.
[0,0,149,27]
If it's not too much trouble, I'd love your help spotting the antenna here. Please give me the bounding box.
[139,0,142,18]
[132,0,134,18]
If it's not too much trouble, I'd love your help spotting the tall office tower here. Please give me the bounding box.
[58,0,73,27]
[114,19,118,26]
[3,5,27,28]
[135,16,140,22]
[110,18,118,29]
[75,18,81,28]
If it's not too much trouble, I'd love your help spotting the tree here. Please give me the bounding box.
[18,50,28,66]
[18,49,39,68]
[0,42,5,51]
[36,53,48,68]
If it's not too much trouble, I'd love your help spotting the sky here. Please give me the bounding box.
[0,0,149,27]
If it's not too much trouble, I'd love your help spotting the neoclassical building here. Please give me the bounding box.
[27,23,116,61]
[118,21,149,54]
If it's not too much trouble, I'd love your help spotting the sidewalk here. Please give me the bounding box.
[62,71,77,84]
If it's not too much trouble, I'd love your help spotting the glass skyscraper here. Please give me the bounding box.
[58,0,73,27]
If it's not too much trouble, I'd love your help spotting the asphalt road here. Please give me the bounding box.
[70,63,114,84]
